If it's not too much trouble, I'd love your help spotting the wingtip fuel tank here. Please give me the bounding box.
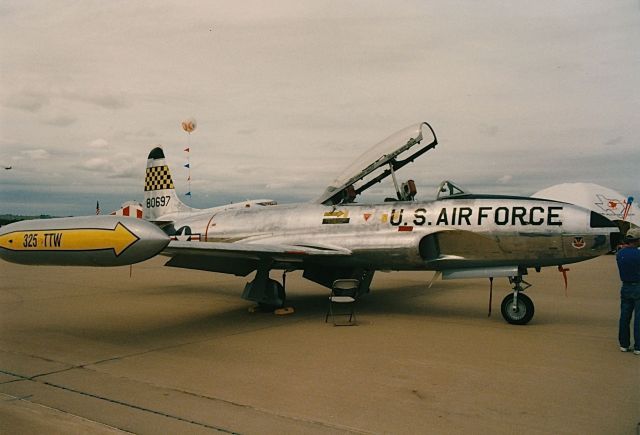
[0,215,169,266]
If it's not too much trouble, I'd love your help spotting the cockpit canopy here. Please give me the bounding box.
[316,122,438,205]
[436,180,469,200]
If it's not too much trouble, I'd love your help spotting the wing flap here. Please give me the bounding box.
[161,240,352,275]
[164,240,351,258]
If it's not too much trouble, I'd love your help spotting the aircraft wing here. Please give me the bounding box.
[161,240,352,276]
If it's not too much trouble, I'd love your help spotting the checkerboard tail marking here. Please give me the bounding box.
[145,165,175,192]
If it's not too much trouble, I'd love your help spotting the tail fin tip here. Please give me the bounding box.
[148,147,165,160]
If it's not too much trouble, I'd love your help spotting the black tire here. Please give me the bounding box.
[500,293,534,325]
[272,279,285,305]
[267,279,285,307]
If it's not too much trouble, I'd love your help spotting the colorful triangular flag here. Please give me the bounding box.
[184,163,190,168]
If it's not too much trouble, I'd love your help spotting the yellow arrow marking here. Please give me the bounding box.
[323,210,349,218]
[0,223,139,257]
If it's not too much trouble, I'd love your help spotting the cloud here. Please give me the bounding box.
[4,93,49,112]
[237,127,258,136]
[479,124,499,137]
[41,112,77,127]
[604,136,623,146]
[61,91,130,110]
[21,149,51,160]
[82,157,109,170]
[87,138,109,149]
[79,154,138,180]
[0,1,638,216]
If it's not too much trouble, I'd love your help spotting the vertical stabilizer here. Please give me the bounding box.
[144,147,193,221]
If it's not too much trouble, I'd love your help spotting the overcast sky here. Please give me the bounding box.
[1,1,638,216]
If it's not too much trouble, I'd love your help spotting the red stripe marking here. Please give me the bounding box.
[205,214,216,242]
[398,226,413,232]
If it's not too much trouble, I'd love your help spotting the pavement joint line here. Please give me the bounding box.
[1,370,235,433]
[1,373,241,434]
[0,347,68,365]
[0,392,135,434]
[41,379,241,434]
[0,378,25,386]
[2,394,33,401]
[3,316,316,386]
[78,316,315,370]
[1,315,313,378]
[16,363,371,435]
[173,385,373,435]
[74,365,372,435]
[0,370,31,380]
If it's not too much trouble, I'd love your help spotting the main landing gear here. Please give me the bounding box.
[242,265,294,315]
[500,276,534,325]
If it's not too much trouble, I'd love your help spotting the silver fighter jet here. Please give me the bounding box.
[0,122,619,324]
[150,122,618,324]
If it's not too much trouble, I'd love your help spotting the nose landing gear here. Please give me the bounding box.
[500,276,535,325]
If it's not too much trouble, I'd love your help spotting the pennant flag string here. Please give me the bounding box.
[181,118,196,200]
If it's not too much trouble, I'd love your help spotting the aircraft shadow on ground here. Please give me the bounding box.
[24,278,596,350]
[23,282,477,346]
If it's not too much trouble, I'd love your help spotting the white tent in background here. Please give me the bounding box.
[533,183,639,228]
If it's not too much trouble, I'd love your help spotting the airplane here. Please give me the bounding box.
[0,122,620,324]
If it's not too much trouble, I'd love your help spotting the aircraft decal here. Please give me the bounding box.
[322,210,350,224]
[386,206,564,228]
[571,237,586,249]
[594,194,635,219]
[171,225,202,242]
[363,213,372,222]
[145,165,175,191]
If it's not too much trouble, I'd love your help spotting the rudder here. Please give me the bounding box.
[144,146,192,221]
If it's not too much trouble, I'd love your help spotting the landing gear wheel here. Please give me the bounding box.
[249,279,286,313]
[500,293,534,325]
[270,278,285,306]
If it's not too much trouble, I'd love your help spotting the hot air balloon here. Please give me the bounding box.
[181,118,197,134]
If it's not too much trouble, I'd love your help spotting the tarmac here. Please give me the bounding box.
[0,255,638,434]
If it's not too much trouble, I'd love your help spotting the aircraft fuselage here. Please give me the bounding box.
[165,196,616,272]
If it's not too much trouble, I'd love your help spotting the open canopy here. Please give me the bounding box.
[315,122,438,205]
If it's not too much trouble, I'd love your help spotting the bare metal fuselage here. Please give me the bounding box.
[164,197,615,273]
